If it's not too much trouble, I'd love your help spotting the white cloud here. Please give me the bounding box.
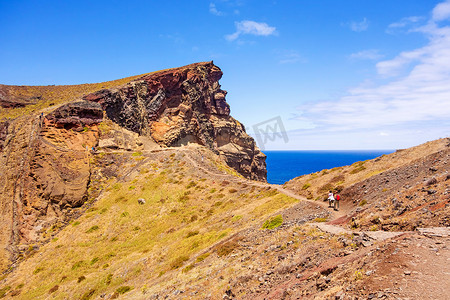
[432,0,450,21]
[349,49,384,60]
[346,18,369,32]
[386,16,424,34]
[209,3,224,16]
[225,20,277,41]
[294,3,450,145]
[375,47,426,76]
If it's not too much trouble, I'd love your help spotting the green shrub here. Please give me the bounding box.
[170,255,189,269]
[359,199,367,206]
[86,225,99,233]
[0,286,11,298]
[313,217,328,222]
[262,215,283,230]
[90,257,99,265]
[186,230,199,238]
[105,274,113,285]
[301,183,311,190]
[115,286,132,294]
[196,253,210,262]
[354,270,363,280]
[80,289,96,300]
[182,264,195,273]
[231,215,242,222]
[71,261,85,270]
[186,181,196,188]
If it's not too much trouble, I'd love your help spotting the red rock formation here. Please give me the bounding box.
[84,61,266,181]
[45,101,103,130]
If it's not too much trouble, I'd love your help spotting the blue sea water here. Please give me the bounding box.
[265,150,394,184]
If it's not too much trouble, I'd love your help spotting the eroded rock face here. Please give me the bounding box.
[0,109,101,269]
[84,61,266,181]
[45,101,103,130]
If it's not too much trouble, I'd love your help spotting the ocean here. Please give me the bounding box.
[264,150,394,184]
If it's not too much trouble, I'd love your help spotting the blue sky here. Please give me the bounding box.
[1,0,449,149]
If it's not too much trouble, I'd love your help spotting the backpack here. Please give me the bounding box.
[335,194,340,201]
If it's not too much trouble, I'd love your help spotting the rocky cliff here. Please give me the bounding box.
[83,62,266,181]
[0,62,266,272]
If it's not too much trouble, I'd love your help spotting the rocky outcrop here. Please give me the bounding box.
[0,111,101,271]
[45,101,103,130]
[84,61,266,180]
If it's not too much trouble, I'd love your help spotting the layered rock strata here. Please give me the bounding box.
[84,61,266,180]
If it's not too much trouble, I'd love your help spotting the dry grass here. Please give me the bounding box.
[1,148,299,299]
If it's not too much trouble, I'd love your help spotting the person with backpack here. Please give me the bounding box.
[334,193,340,211]
[328,191,335,208]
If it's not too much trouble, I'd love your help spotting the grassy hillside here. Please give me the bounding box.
[283,138,449,201]
[0,146,299,299]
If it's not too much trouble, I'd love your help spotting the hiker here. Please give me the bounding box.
[334,193,340,211]
[328,191,335,207]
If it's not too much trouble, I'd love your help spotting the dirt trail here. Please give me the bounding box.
[39,135,351,227]
[180,148,347,221]
[135,146,450,300]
